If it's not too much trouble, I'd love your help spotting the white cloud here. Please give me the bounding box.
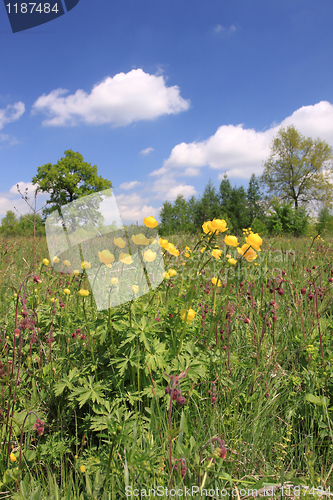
[0,133,18,146]
[119,181,141,190]
[164,184,197,201]
[160,124,272,179]
[9,181,37,195]
[214,24,238,35]
[0,102,25,129]
[115,192,159,222]
[157,101,333,181]
[0,182,48,220]
[140,147,154,155]
[280,101,333,144]
[32,69,190,127]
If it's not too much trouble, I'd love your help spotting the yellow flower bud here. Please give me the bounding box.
[180,308,196,324]
[144,216,158,228]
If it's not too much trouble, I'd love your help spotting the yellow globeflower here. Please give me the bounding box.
[211,277,222,287]
[163,271,170,280]
[73,269,80,276]
[132,233,150,245]
[168,268,177,277]
[119,252,133,264]
[42,258,49,266]
[144,249,156,262]
[180,308,196,324]
[144,216,158,228]
[202,221,214,234]
[80,465,86,473]
[63,260,71,267]
[184,252,190,257]
[159,238,169,249]
[98,250,114,268]
[224,235,239,247]
[210,219,228,233]
[52,256,60,264]
[64,288,71,295]
[237,244,257,262]
[111,277,118,285]
[228,258,237,265]
[212,249,222,260]
[78,289,89,297]
[9,452,16,462]
[114,237,126,248]
[132,285,139,294]
[245,233,263,251]
[166,244,179,257]
[81,261,91,270]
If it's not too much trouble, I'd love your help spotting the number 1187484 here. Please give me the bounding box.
[6,3,59,14]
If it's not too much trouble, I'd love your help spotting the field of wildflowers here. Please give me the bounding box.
[0,218,333,498]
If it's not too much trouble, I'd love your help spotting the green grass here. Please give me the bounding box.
[0,230,333,498]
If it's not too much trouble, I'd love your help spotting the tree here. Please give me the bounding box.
[32,150,112,218]
[219,174,249,233]
[247,174,263,223]
[261,125,333,209]
[0,211,18,235]
[196,179,221,223]
[265,199,309,236]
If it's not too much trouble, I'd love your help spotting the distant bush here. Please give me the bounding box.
[0,210,45,237]
[265,199,309,236]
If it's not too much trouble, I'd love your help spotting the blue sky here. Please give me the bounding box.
[1,0,333,223]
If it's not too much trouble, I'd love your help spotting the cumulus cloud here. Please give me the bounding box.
[32,69,190,127]
[0,182,47,220]
[115,192,159,222]
[119,181,141,190]
[0,102,25,129]
[280,101,333,144]
[164,184,197,201]
[156,101,333,180]
[140,147,154,155]
[9,181,37,195]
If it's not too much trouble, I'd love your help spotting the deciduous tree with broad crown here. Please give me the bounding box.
[260,125,333,209]
[32,150,112,217]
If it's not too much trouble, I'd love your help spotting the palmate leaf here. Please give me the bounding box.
[69,376,106,408]
[54,367,79,396]
[109,347,140,377]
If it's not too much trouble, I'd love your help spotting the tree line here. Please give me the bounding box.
[158,175,316,236]
[1,125,333,237]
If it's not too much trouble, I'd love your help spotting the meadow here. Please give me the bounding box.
[0,222,333,499]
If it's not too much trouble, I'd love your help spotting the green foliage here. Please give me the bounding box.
[159,176,265,236]
[0,211,45,237]
[247,173,264,223]
[314,206,333,235]
[32,150,112,217]
[265,199,309,236]
[1,229,333,495]
[261,125,333,209]
[219,175,250,233]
